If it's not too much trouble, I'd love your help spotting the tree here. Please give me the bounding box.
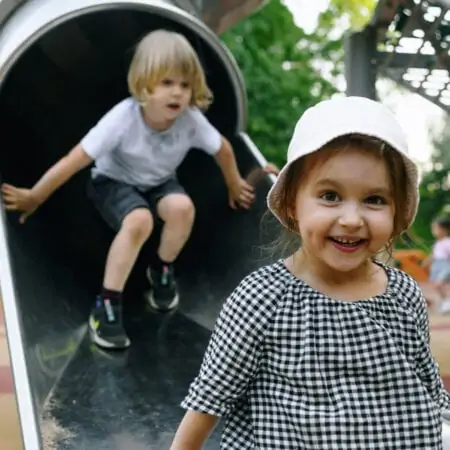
[221,0,377,167]
[326,0,377,30]
[410,120,450,248]
[430,120,450,169]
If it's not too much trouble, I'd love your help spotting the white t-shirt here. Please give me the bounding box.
[81,97,222,189]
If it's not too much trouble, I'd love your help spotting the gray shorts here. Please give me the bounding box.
[86,174,187,232]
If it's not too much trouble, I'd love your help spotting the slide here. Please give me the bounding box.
[0,0,279,448]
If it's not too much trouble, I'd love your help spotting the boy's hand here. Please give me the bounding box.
[228,178,255,210]
[1,184,40,223]
[263,163,280,176]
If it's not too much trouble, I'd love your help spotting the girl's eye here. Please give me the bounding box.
[365,195,387,205]
[162,79,173,86]
[181,82,190,89]
[320,191,340,202]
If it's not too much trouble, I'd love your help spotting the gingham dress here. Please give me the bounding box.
[181,260,450,449]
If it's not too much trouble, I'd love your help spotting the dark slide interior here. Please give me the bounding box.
[0,7,279,449]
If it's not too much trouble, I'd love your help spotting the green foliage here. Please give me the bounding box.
[327,0,377,30]
[409,121,450,250]
[221,0,342,167]
[221,0,377,167]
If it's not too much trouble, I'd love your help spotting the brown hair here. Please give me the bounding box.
[268,134,410,260]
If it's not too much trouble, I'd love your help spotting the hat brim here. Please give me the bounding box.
[267,136,419,233]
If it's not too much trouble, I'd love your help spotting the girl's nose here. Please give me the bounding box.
[338,205,364,228]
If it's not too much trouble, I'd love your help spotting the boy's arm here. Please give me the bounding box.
[2,101,127,223]
[213,136,254,210]
[2,144,92,223]
[30,144,93,203]
[170,411,219,450]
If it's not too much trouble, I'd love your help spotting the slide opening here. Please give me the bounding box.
[0,3,253,446]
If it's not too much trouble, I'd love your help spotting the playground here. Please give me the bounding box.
[0,0,449,448]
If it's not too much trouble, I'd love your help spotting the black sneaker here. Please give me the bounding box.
[88,297,130,349]
[146,265,179,311]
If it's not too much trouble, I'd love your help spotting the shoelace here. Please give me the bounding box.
[103,298,116,322]
[161,265,170,286]
[103,298,117,323]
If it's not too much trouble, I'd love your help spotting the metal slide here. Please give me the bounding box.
[0,0,278,448]
[0,1,449,449]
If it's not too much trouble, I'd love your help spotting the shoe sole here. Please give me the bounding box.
[88,315,131,350]
[146,291,179,311]
[146,267,179,311]
[439,299,450,315]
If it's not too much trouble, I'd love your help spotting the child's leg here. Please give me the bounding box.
[144,179,195,311]
[87,175,153,349]
[102,208,153,291]
[157,193,195,263]
[437,272,450,314]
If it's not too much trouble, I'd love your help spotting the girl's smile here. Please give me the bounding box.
[328,236,367,253]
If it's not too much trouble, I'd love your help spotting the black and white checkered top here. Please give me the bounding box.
[181,260,450,449]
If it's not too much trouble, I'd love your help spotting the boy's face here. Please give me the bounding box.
[294,147,395,275]
[143,72,192,128]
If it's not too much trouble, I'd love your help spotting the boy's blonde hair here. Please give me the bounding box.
[127,29,213,110]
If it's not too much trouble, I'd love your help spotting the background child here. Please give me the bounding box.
[171,96,450,449]
[423,217,450,314]
[1,29,255,350]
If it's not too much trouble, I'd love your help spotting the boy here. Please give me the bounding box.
[1,30,255,350]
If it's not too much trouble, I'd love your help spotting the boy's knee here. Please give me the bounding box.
[161,195,195,224]
[121,208,153,241]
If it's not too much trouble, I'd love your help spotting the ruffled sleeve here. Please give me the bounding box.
[412,279,450,411]
[181,265,281,416]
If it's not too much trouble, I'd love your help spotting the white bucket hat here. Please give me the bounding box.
[267,96,419,232]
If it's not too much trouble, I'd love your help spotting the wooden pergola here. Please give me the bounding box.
[345,0,450,113]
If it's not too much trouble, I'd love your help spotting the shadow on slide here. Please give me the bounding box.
[0,0,282,448]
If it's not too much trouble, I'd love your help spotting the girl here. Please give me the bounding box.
[1,29,255,350]
[171,96,450,449]
[424,217,450,314]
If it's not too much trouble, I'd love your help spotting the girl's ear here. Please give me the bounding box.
[285,206,298,232]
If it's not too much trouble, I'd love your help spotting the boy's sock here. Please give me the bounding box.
[95,288,123,324]
[154,254,173,273]
[100,287,122,301]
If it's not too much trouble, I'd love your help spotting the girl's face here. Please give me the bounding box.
[294,147,395,275]
[143,71,192,129]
